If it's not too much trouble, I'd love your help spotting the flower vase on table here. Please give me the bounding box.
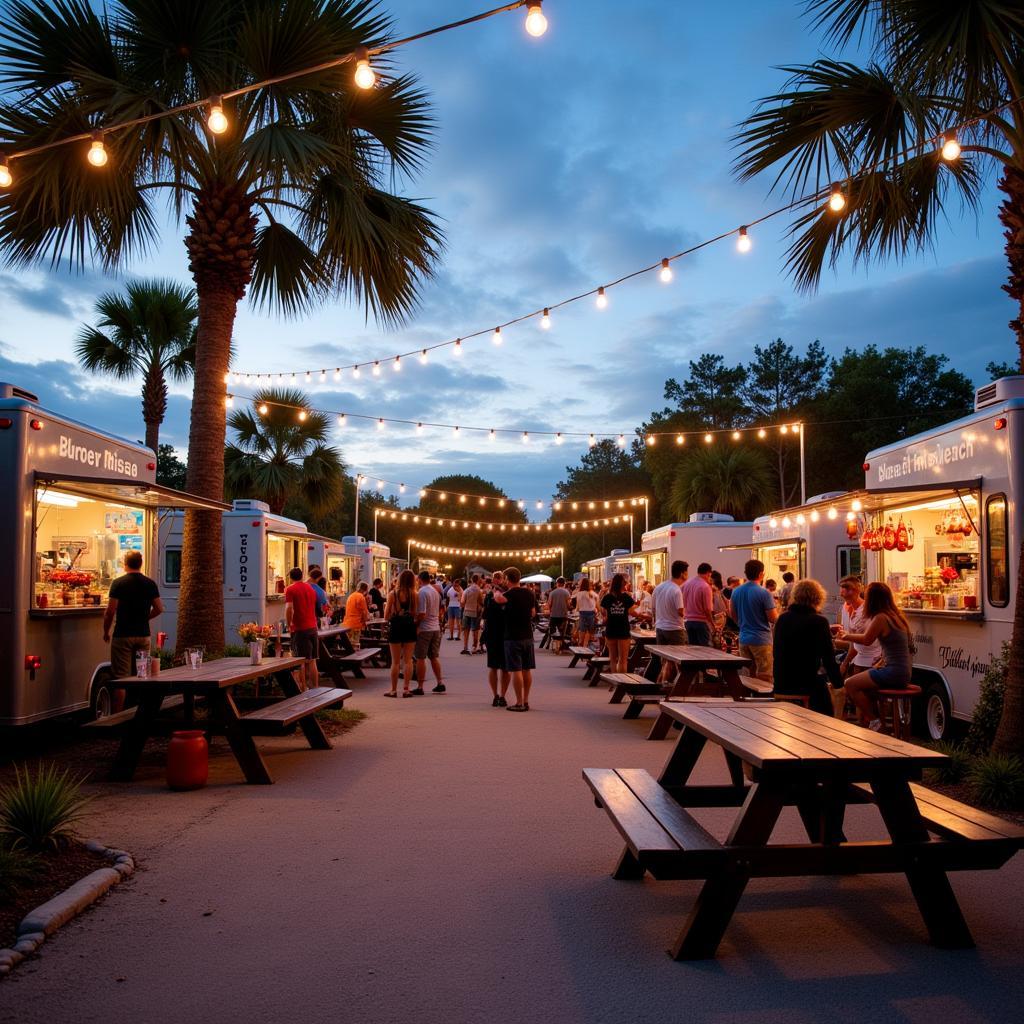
[238,622,274,665]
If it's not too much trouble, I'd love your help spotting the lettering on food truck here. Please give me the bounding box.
[876,437,975,483]
[238,533,249,595]
[938,646,990,680]
[58,434,140,478]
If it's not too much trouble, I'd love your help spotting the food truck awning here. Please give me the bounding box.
[34,472,230,511]
[764,480,982,518]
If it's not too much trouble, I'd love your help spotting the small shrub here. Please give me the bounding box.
[223,643,248,658]
[0,763,92,851]
[966,643,1009,755]
[0,844,40,900]
[924,741,972,785]
[968,753,1024,810]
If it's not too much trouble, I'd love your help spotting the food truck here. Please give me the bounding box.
[159,499,320,650]
[582,549,629,586]
[719,492,857,619]
[306,535,358,612]
[342,536,406,587]
[0,383,227,725]
[641,514,755,584]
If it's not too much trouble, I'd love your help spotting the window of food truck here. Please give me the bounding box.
[986,494,1009,607]
[837,545,863,582]
[33,488,148,610]
[164,548,182,585]
[873,493,981,613]
[754,541,806,585]
[266,533,305,595]
[324,554,349,597]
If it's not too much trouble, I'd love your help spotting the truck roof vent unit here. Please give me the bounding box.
[0,382,40,402]
[231,498,270,512]
[342,535,366,545]
[975,375,1024,410]
[610,548,630,556]
[806,490,847,503]
[688,512,735,523]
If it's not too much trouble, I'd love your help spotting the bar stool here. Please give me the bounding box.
[876,684,922,740]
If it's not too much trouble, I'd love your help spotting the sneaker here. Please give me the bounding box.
[460,649,471,656]
[506,703,528,712]
[409,687,425,696]
[491,695,501,707]
[497,696,508,707]
[867,718,882,732]
[432,684,446,694]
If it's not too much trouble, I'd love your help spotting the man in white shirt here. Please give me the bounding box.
[461,574,484,654]
[646,560,688,682]
[413,570,445,694]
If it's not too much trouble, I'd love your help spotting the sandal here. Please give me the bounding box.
[506,703,528,712]
[384,691,397,698]
[402,691,412,698]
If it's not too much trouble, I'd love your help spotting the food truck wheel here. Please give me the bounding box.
[922,682,951,742]
[90,672,115,721]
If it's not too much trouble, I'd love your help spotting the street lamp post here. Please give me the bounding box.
[353,474,363,538]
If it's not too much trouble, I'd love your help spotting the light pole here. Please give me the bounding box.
[407,538,412,570]
[798,422,807,505]
[353,474,363,538]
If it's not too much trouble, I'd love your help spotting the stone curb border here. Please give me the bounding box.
[0,840,134,978]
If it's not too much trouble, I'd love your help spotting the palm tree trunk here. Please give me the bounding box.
[992,166,1024,755]
[141,360,167,453]
[176,183,257,654]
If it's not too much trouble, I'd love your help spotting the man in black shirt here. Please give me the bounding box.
[493,566,537,711]
[368,578,386,618]
[103,550,163,710]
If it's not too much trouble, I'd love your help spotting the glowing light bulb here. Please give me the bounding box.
[645,434,656,446]
[536,501,543,510]
[225,395,234,408]
[658,257,673,283]
[588,434,596,447]
[305,371,311,382]
[596,286,608,309]
[828,508,838,520]
[524,2,547,37]
[851,499,862,512]
[376,479,384,490]
[737,226,751,253]
[792,423,801,434]
[522,431,529,443]
[758,428,767,439]
[87,133,108,168]
[453,425,460,438]
[459,493,466,503]
[353,365,361,378]
[453,338,462,356]
[319,370,326,382]
[499,499,506,507]
[555,432,564,445]
[479,497,486,506]
[846,511,855,522]
[258,403,269,415]
[207,99,228,135]
[0,158,11,188]
[941,135,961,161]
[780,424,789,434]
[617,434,625,447]
[810,510,819,522]
[334,367,341,380]
[492,327,503,346]
[489,429,496,442]
[372,361,380,376]
[354,52,376,90]
[704,433,713,444]
[782,516,791,528]
[393,356,401,372]
[420,349,428,364]
[377,417,385,430]
[297,410,307,422]
[769,518,778,529]
[541,308,551,329]
[554,502,562,511]
[439,492,447,501]
[338,414,346,427]
[419,489,427,498]
[415,422,423,435]
[732,430,741,441]
[828,184,846,212]
[795,514,805,526]
[223,371,231,384]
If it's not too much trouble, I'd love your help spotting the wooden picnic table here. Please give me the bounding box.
[584,701,1024,959]
[645,645,752,702]
[109,656,351,785]
[627,629,658,671]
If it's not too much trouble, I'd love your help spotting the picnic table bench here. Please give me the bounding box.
[567,646,595,668]
[583,656,610,684]
[109,656,352,785]
[583,701,1024,959]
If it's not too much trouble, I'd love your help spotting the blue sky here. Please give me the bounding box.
[0,0,1015,515]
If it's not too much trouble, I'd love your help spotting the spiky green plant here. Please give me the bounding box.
[968,753,1024,810]
[924,741,972,785]
[0,763,92,852]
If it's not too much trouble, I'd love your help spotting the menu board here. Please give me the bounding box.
[105,510,143,533]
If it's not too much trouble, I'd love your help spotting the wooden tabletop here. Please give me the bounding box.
[630,629,657,640]
[647,645,750,667]
[658,700,948,772]
[282,625,349,640]
[117,655,305,688]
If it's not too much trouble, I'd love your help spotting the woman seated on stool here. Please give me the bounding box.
[772,578,844,716]
[837,581,913,731]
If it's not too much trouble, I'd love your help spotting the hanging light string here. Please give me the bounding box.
[410,539,563,558]
[218,93,1022,383]
[351,474,648,511]
[375,507,632,531]
[0,1,544,175]
[226,391,803,444]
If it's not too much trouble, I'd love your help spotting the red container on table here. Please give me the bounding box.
[166,730,208,790]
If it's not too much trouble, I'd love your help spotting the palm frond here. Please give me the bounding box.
[74,327,138,378]
[248,221,329,316]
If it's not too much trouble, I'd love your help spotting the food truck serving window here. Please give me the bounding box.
[986,494,1009,607]
[754,541,806,586]
[266,533,305,595]
[872,492,981,613]
[33,488,147,610]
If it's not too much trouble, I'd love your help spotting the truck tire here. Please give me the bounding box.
[922,681,952,742]
[90,670,114,721]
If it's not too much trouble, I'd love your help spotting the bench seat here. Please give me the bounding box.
[240,686,351,735]
[567,646,595,668]
[83,693,186,729]
[739,675,774,695]
[584,656,610,685]
[600,673,669,719]
[583,768,725,880]
[334,648,382,678]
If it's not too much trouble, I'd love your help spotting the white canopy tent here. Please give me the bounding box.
[521,573,554,583]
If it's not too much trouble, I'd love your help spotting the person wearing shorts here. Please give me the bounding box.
[729,559,778,683]
[284,566,320,689]
[493,567,537,711]
[482,572,511,706]
[461,574,484,654]
[413,570,445,693]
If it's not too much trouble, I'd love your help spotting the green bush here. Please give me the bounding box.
[968,753,1024,810]
[924,741,972,785]
[966,643,1009,755]
[0,844,40,900]
[0,763,92,851]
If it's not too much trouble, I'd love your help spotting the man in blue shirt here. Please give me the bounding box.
[729,559,779,682]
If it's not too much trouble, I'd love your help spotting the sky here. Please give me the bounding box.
[0,0,1017,520]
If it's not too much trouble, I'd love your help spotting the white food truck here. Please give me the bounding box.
[0,383,227,725]
[342,536,406,588]
[160,499,327,650]
[640,514,755,584]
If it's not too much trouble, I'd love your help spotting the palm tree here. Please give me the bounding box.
[732,1,1024,751]
[0,0,443,652]
[225,388,344,516]
[76,279,197,452]
[669,448,774,523]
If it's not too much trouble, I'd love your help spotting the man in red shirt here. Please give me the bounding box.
[285,566,319,689]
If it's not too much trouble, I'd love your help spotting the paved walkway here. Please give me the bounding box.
[2,643,1022,1023]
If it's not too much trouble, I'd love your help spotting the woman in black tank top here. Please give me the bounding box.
[385,570,418,696]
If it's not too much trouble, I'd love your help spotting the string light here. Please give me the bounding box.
[419,349,429,364]
[411,540,562,559]
[454,338,462,356]
[596,286,608,309]
[377,417,385,430]
[225,396,234,408]
[658,257,673,283]
[540,308,551,329]
[645,434,656,446]
[386,509,630,531]
[588,434,596,447]
[617,434,626,447]
[0,156,11,188]
[555,432,563,444]
[353,365,361,378]
[737,226,751,252]
[675,434,684,445]
[828,184,846,212]
[207,98,229,134]
[297,410,307,422]
[354,48,376,89]
[87,132,108,168]
[828,508,838,520]
[941,135,961,161]
[731,430,741,440]
[704,433,713,443]
[492,327,503,346]
[338,414,346,427]
[524,1,548,36]
[372,361,381,376]
[258,403,269,415]
[394,356,401,371]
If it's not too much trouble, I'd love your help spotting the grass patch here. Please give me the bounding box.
[924,741,972,785]
[315,708,367,729]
